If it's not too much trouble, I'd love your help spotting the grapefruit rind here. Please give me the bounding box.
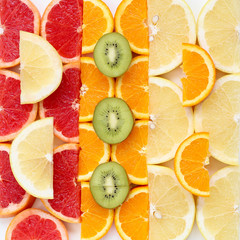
[20,31,63,104]
[10,118,54,199]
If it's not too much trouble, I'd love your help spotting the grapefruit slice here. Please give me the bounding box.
[0,143,35,218]
[41,0,83,63]
[41,144,81,223]
[5,208,68,239]
[0,70,37,142]
[0,0,40,68]
[40,63,81,143]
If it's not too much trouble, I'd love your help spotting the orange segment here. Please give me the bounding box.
[115,0,148,54]
[78,123,110,181]
[111,121,148,185]
[79,57,114,122]
[81,182,114,240]
[82,0,114,54]
[115,186,149,240]
[174,132,210,196]
[181,43,216,106]
[116,56,149,119]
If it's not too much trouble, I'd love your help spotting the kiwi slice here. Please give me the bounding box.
[93,97,134,144]
[93,32,132,77]
[90,162,129,209]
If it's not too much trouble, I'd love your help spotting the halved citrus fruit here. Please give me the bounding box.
[115,0,148,54]
[82,0,114,54]
[0,144,35,218]
[79,57,114,122]
[20,31,63,104]
[116,56,149,119]
[0,70,37,142]
[147,77,194,164]
[81,182,114,240]
[198,0,240,73]
[174,132,210,197]
[0,0,40,68]
[41,0,83,63]
[5,208,68,239]
[78,123,110,182]
[181,43,216,106]
[112,120,148,185]
[194,74,240,165]
[10,118,54,199]
[148,165,195,240]
[115,186,149,240]
[197,166,240,240]
[41,144,81,223]
[40,62,81,143]
[148,0,196,75]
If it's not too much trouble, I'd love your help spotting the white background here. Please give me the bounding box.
[0,0,229,239]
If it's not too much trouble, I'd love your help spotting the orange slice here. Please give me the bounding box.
[79,57,114,122]
[115,0,148,54]
[78,123,110,182]
[82,0,114,54]
[111,121,148,185]
[116,56,149,119]
[115,186,149,240]
[181,43,216,106]
[174,132,210,196]
[81,182,114,240]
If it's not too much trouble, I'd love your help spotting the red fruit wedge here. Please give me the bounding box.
[0,70,37,142]
[0,0,40,68]
[39,63,81,143]
[5,208,68,239]
[41,144,81,223]
[0,144,35,218]
[41,0,83,63]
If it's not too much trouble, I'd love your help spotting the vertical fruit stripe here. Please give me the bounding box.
[81,182,114,239]
[44,0,83,59]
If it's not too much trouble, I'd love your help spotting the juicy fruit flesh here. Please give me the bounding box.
[47,146,81,220]
[0,71,36,141]
[93,32,132,77]
[41,66,81,141]
[11,214,62,239]
[90,162,129,209]
[0,0,37,64]
[93,97,134,144]
[0,149,26,208]
[43,0,83,60]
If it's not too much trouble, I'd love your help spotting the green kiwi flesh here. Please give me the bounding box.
[93,32,132,77]
[93,97,134,144]
[90,162,129,209]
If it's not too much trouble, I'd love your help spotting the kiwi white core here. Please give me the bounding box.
[104,176,115,194]
[108,46,117,63]
[109,112,118,129]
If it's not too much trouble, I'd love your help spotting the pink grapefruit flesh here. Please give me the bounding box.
[0,70,37,142]
[39,63,81,143]
[0,0,40,68]
[41,0,83,63]
[0,144,35,218]
[41,144,81,223]
[6,208,68,240]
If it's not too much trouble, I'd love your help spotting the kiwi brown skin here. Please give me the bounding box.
[93,97,135,144]
[93,32,132,77]
[90,162,130,209]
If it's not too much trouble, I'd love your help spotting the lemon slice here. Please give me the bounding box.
[10,118,54,199]
[147,77,194,164]
[148,0,196,75]
[194,74,240,165]
[198,0,240,73]
[20,31,62,104]
[197,166,240,240]
[148,165,195,240]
